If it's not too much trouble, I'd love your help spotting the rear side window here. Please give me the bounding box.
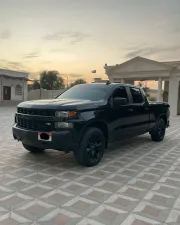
[130,87,144,103]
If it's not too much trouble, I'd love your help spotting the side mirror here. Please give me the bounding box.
[113,97,127,108]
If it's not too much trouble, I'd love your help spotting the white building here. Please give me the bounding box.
[104,56,180,116]
[0,69,29,106]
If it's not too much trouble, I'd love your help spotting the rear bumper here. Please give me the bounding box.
[12,124,78,151]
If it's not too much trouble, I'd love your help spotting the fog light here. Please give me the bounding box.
[55,122,73,129]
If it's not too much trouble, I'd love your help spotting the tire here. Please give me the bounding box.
[150,118,166,142]
[22,143,45,153]
[74,127,105,167]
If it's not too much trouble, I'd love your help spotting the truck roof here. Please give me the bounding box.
[89,82,138,88]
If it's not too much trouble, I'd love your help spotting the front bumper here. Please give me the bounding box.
[12,124,78,151]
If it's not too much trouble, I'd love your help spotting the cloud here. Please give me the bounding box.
[68,73,84,78]
[60,73,84,79]
[0,30,12,39]
[0,59,26,71]
[50,48,67,53]
[124,44,180,59]
[23,52,40,59]
[44,31,90,45]
[155,20,167,29]
[173,27,180,33]
[28,72,40,80]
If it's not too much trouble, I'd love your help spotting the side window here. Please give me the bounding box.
[112,87,128,102]
[130,87,144,104]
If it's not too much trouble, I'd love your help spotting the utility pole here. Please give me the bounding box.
[39,73,42,99]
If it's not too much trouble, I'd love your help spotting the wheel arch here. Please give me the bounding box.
[80,120,109,148]
[158,113,168,126]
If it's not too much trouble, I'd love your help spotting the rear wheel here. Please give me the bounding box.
[150,118,166,142]
[22,144,45,153]
[74,127,105,167]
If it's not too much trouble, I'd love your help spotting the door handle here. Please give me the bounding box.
[128,108,134,112]
[145,107,149,111]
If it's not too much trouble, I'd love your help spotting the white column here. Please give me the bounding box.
[121,79,125,83]
[168,77,179,116]
[157,77,162,102]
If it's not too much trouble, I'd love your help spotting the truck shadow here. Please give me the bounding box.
[21,134,153,170]
[107,135,152,153]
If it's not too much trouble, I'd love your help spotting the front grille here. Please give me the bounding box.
[17,108,54,116]
[17,116,54,131]
[16,107,54,131]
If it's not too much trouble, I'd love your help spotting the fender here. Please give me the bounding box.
[78,118,109,141]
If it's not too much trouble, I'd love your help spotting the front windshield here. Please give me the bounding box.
[57,84,108,101]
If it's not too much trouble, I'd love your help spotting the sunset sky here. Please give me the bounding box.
[0,0,180,87]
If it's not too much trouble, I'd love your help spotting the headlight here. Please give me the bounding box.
[55,111,77,118]
[55,122,73,129]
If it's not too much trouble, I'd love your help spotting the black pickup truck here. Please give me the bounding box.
[13,83,170,167]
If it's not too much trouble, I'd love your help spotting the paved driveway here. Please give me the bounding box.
[0,107,180,225]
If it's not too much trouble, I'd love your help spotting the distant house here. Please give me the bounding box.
[0,69,29,106]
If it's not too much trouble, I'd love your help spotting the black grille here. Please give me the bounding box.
[17,116,53,131]
[17,108,54,116]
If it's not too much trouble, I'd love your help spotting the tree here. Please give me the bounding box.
[138,81,150,97]
[40,70,65,90]
[70,79,86,87]
[28,80,40,91]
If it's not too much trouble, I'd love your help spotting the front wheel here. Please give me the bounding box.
[150,118,166,142]
[22,144,45,153]
[74,127,105,167]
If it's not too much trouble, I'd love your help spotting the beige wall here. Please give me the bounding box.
[28,89,65,100]
[178,82,180,115]
[149,89,157,99]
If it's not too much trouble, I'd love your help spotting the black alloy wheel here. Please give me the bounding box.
[151,118,166,142]
[74,127,105,167]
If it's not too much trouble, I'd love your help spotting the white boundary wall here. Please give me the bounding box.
[28,89,65,100]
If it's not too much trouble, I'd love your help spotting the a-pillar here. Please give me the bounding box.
[157,78,162,102]
[168,77,179,116]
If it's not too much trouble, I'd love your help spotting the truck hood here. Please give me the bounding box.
[17,98,106,110]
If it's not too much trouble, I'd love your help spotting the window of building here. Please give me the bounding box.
[15,84,22,96]
[130,87,144,103]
